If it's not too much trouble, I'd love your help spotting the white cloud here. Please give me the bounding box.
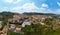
[6,0,13,3]
[11,3,50,13]
[11,3,39,13]
[1,3,59,14]
[5,0,21,4]
[22,3,39,10]
[55,9,60,14]
[0,7,9,12]
[10,3,50,13]
[13,0,20,4]
[57,2,60,6]
[41,3,48,8]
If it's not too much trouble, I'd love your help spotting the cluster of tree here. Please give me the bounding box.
[0,23,5,30]
[0,11,19,23]
[22,23,55,35]
[0,11,15,18]
[7,30,20,35]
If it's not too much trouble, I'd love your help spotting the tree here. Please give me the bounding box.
[22,23,45,35]
[7,30,19,35]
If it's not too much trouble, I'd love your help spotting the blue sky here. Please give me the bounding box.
[0,0,60,14]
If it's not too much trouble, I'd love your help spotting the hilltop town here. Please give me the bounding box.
[0,12,60,35]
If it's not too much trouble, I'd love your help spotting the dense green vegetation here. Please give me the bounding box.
[22,24,60,35]
[48,28,60,35]
[0,11,14,18]
[22,23,51,35]
[7,24,60,35]
[0,11,15,24]
[0,23,5,30]
[7,30,20,35]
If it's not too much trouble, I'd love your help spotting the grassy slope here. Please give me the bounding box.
[48,28,60,35]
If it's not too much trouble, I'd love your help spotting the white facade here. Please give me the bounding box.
[40,22,45,25]
[0,21,2,24]
[22,21,31,27]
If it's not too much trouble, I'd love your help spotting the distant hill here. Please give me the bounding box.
[0,11,58,16]
[0,11,15,18]
[0,11,60,18]
[23,12,56,16]
[23,12,60,18]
